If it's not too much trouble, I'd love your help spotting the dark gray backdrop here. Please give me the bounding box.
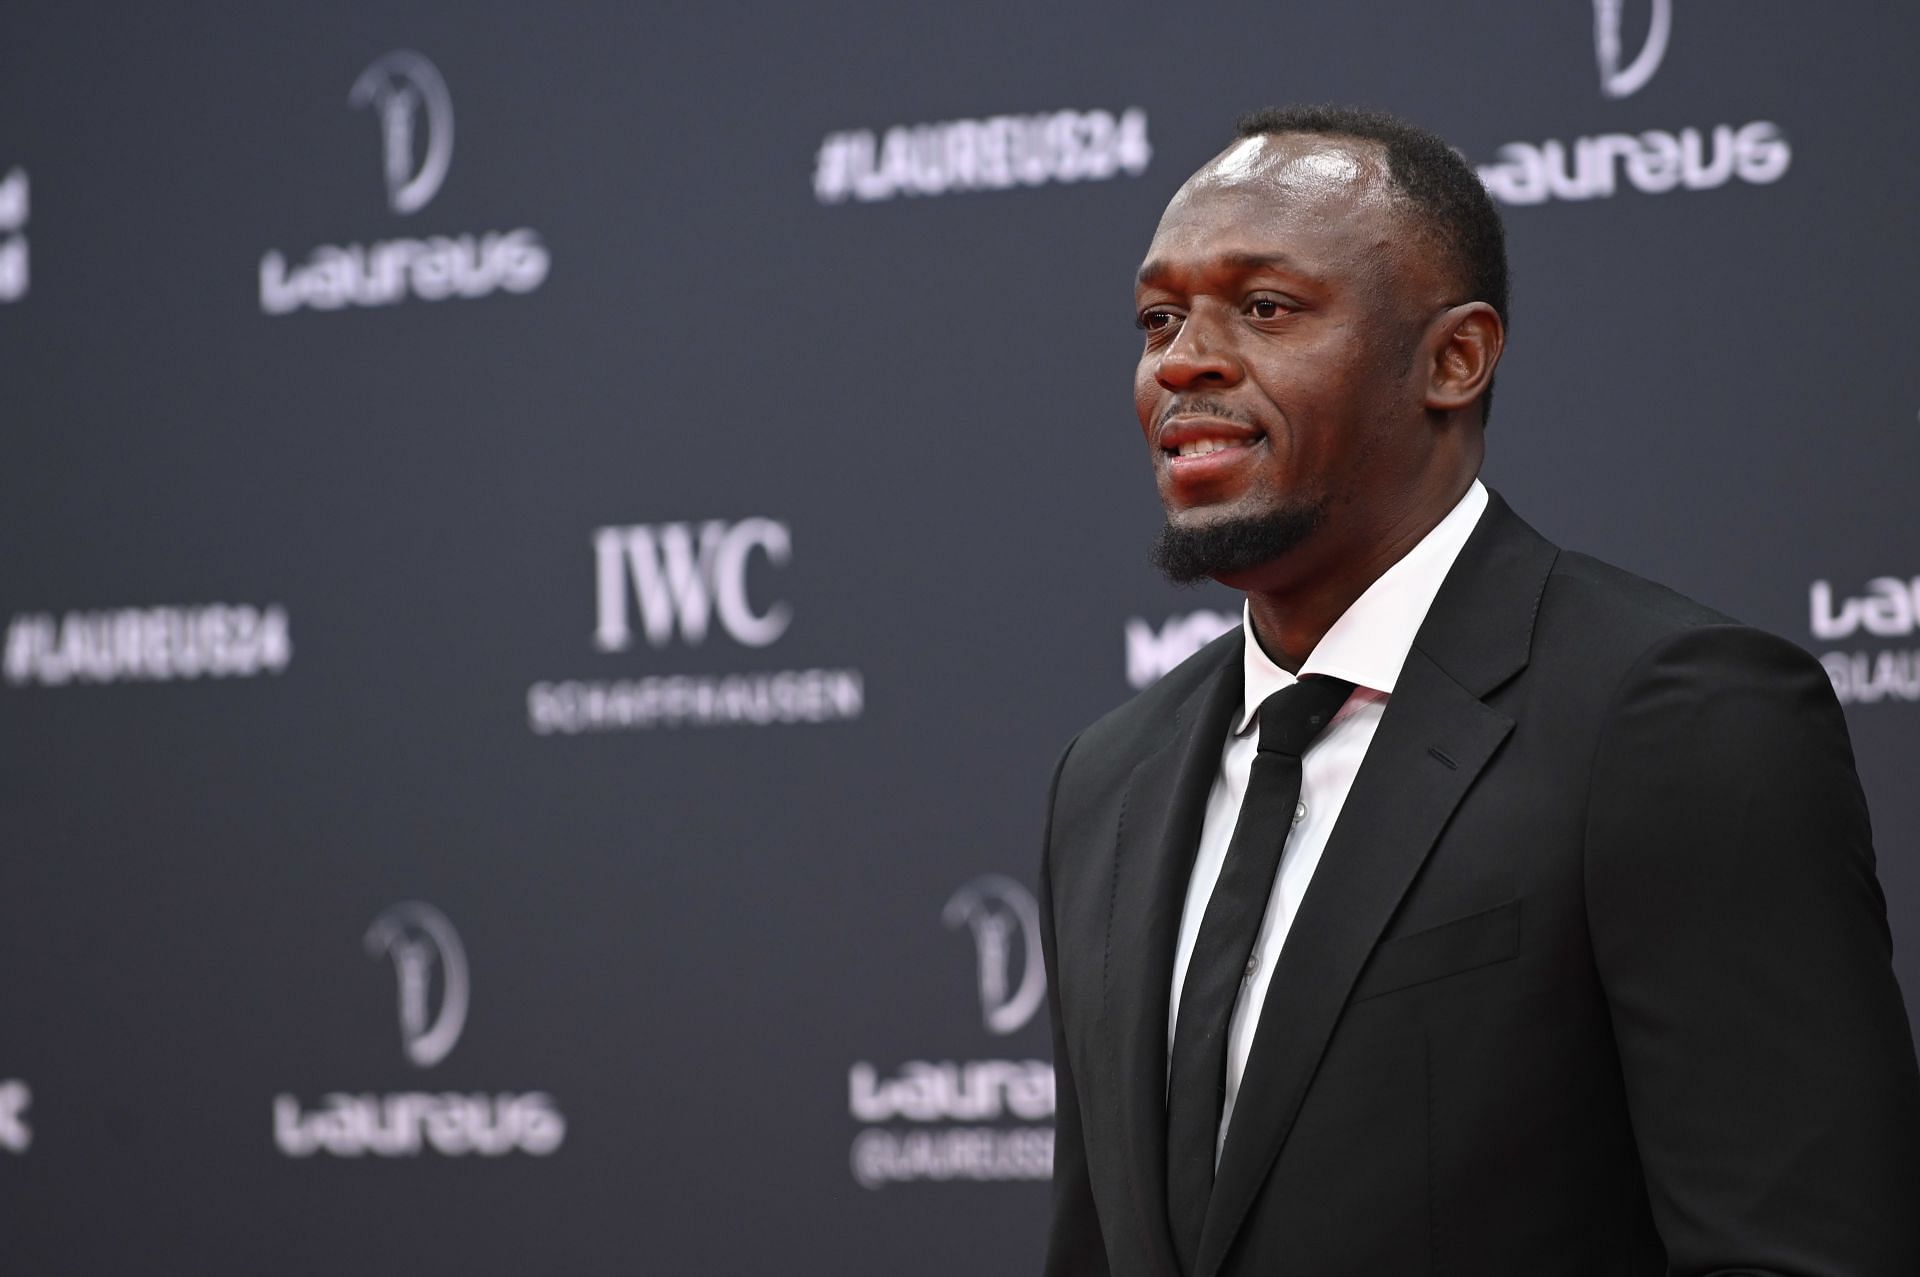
[3,1,1917,1272]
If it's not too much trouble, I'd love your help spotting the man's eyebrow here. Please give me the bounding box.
[1135,251,1303,287]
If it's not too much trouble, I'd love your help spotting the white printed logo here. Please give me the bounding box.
[1124,609,1238,689]
[1475,124,1788,205]
[593,519,793,652]
[1477,4,1789,205]
[815,108,1150,205]
[4,604,292,688]
[528,517,865,734]
[0,1080,29,1153]
[365,901,469,1069]
[944,876,1046,1036]
[350,51,454,215]
[259,51,548,315]
[1810,576,1920,706]
[273,904,564,1158]
[1594,0,1671,100]
[0,167,28,303]
[1811,577,1920,641]
[844,873,1056,1189]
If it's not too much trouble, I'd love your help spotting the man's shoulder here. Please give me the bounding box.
[1541,549,1738,643]
[1446,491,1755,664]
[1059,626,1239,783]
[1531,544,1824,700]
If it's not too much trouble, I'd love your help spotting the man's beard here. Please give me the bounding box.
[1150,503,1324,584]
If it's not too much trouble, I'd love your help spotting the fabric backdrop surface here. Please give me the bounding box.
[2,1,1916,1271]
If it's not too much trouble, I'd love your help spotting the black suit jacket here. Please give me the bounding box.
[1039,493,1920,1276]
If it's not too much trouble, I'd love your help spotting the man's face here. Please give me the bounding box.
[1134,133,1450,587]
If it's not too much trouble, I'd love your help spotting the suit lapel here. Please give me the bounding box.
[1192,649,1511,1276]
[1192,493,1557,1277]
[1102,636,1243,1277]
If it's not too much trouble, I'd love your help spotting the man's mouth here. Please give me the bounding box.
[1159,416,1263,463]
[1170,437,1256,458]
[1154,416,1266,496]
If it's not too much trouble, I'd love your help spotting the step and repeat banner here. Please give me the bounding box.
[2,2,1916,1272]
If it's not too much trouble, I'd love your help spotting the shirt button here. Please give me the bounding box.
[1293,801,1307,825]
[1244,954,1260,979]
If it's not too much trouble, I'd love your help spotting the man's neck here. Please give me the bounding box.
[1239,483,1475,674]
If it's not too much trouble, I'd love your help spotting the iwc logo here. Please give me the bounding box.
[525,517,865,734]
[591,520,794,653]
[259,50,549,315]
[845,874,1054,1190]
[1477,2,1790,205]
[272,902,565,1158]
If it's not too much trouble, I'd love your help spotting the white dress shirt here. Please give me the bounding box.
[1167,479,1489,1162]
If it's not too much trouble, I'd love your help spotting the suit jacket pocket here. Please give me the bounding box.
[1350,899,1521,1002]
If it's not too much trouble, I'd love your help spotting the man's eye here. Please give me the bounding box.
[1248,298,1289,319]
[1137,309,1179,332]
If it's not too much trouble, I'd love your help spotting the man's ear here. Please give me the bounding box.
[1425,302,1504,414]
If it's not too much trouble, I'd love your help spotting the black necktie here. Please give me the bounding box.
[1166,675,1354,1272]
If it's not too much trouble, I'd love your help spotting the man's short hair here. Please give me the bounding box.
[1236,105,1510,421]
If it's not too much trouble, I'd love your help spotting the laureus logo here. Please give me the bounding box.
[943,875,1046,1036]
[1593,0,1671,99]
[365,901,469,1069]
[1479,0,1786,204]
[273,903,563,1159]
[260,49,546,314]
[843,876,1055,1188]
[1810,575,1920,706]
[350,50,454,215]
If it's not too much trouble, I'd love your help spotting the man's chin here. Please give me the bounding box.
[1150,504,1323,585]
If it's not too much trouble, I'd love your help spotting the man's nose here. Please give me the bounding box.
[1154,305,1242,391]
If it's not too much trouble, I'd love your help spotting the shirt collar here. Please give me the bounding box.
[1235,480,1489,735]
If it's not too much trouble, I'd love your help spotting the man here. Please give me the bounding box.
[1037,105,1920,1276]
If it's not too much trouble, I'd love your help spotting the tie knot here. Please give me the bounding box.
[1255,677,1355,758]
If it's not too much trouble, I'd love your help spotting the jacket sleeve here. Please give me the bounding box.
[1585,623,1920,1276]
[1038,734,1111,1277]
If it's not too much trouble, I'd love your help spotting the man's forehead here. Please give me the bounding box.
[1177,134,1389,211]
[1139,133,1398,281]
[1199,133,1380,191]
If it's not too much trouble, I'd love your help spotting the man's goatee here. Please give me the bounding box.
[1150,505,1324,583]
